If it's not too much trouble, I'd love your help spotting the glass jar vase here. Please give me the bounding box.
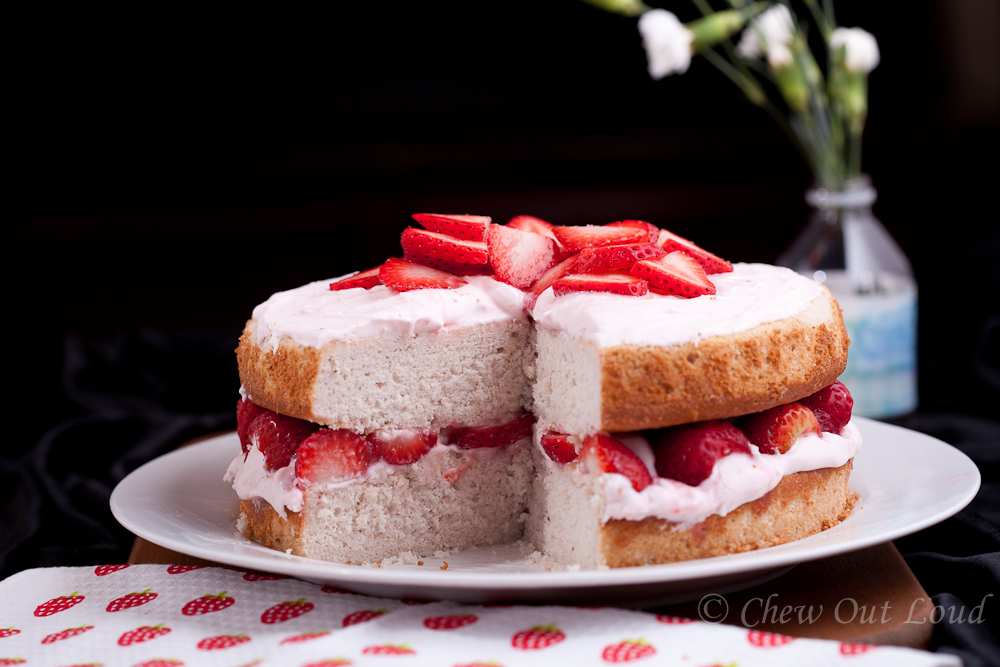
[778,175,918,418]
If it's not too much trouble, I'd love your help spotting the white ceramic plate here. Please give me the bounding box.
[110,417,980,607]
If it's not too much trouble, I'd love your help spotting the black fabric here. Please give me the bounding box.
[2,328,999,665]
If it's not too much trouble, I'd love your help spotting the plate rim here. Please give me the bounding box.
[110,416,981,590]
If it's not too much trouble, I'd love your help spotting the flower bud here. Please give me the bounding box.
[638,9,694,78]
[830,27,880,73]
[688,10,745,51]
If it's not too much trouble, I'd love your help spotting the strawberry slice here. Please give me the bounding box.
[378,257,468,292]
[296,429,377,484]
[367,428,437,465]
[523,255,579,310]
[552,225,647,253]
[552,272,648,297]
[653,421,752,486]
[631,251,715,298]
[330,266,383,291]
[412,213,491,241]
[485,223,556,289]
[237,398,266,454]
[607,219,659,244]
[581,434,652,492]
[401,227,489,270]
[798,381,854,435]
[574,243,665,273]
[657,229,733,274]
[540,431,578,463]
[507,215,567,253]
[737,403,821,454]
[249,410,320,470]
[446,413,536,449]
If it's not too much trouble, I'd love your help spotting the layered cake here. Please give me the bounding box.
[226,214,859,568]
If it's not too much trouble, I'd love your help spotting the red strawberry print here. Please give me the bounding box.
[423,614,478,630]
[379,257,468,292]
[540,431,578,463]
[446,413,536,449]
[454,663,503,667]
[244,573,286,581]
[511,624,566,650]
[0,629,18,638]
[0,660,25,666]
[602,638,656,662]
[330,266,383,291]
[42,625,94,644]
[132,661,183,667]
[655,615,696,624]
[799,380,854,435]
[95,564,130,576]
[367,428,437,465]
[656,229,732,274]
[552,272,649,298]
[34,592,85,616]
[737,403,821,455]
[840,642,876,655]
[261,599,314,624]
[280,630,331,644]
[166,565,205,574]
[296,429,377,483]
[197,634,251,650]
[581,434,652,492]
[631,251,715,298]
[118,624,171,646]
[653,421,752,486]
[320,584,349,593]
[342,609,387,626]
[412,213,491,241]
[362,645,415,655]
[303,661,352,667]
[747,630,795,647]
[107,589,158,612]
[182,591,235,615]
[59,663,104,667]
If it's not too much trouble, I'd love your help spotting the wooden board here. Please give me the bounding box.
[128,537,931,648]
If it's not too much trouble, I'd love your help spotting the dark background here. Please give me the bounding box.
[6,0,1000,660]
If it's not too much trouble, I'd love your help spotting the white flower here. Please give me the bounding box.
[831,27,880,73]
[638,9,694,79]
[736,4,795,62]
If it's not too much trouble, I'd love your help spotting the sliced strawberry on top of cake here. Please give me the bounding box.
[656,229,733,274]
[631,251,715,297]
[378,257,468,292]
[401,228,489,271]
[552,224,648,253]
[573,243,665,273]
[552,272,648,297]
[412,213,491,241]
[330,266,383,291]
[485,223,555,289]
[606,219,660,244]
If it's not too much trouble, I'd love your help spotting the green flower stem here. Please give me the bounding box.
[691,0,713,16]
[699,46,767,107]
[802,0,833,42]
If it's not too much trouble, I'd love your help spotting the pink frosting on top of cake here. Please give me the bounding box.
[252,274,528,351]
[598,420,862,525]
[530,262,822,348]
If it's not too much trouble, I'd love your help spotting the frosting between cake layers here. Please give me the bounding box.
[530,262,823,348]
[252,274,528,351]
[599,420,862,526]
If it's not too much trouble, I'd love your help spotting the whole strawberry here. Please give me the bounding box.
[197,634,251,650]
[362,645,416,655]
[747,630,795,648]
[423,614,478,630]
[94,564,130,576]
[738,403,820,454]
[261,598,314,624]
[280,630,331,644]
[107,589,158,612]
[342,609,387,627]
[654,421,751,486]
[798,381,854,434]
[511,624,566,650]
[41,625,94,644]
[250,410,320,470]
[602,638,656,662]
[34,592,85,617]
[0,628,18,638]
[182,591,235,615]
[118,624,171,646]
[166,565,205,574]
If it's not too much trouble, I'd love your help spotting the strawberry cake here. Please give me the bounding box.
[226,214,859,568]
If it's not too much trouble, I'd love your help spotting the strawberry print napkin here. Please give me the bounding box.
[0,565,961,666]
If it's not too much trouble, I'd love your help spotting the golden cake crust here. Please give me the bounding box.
[241,498,305,556]
[599,286,849,431]
[237,322,322,423]
[600,460,857,567]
